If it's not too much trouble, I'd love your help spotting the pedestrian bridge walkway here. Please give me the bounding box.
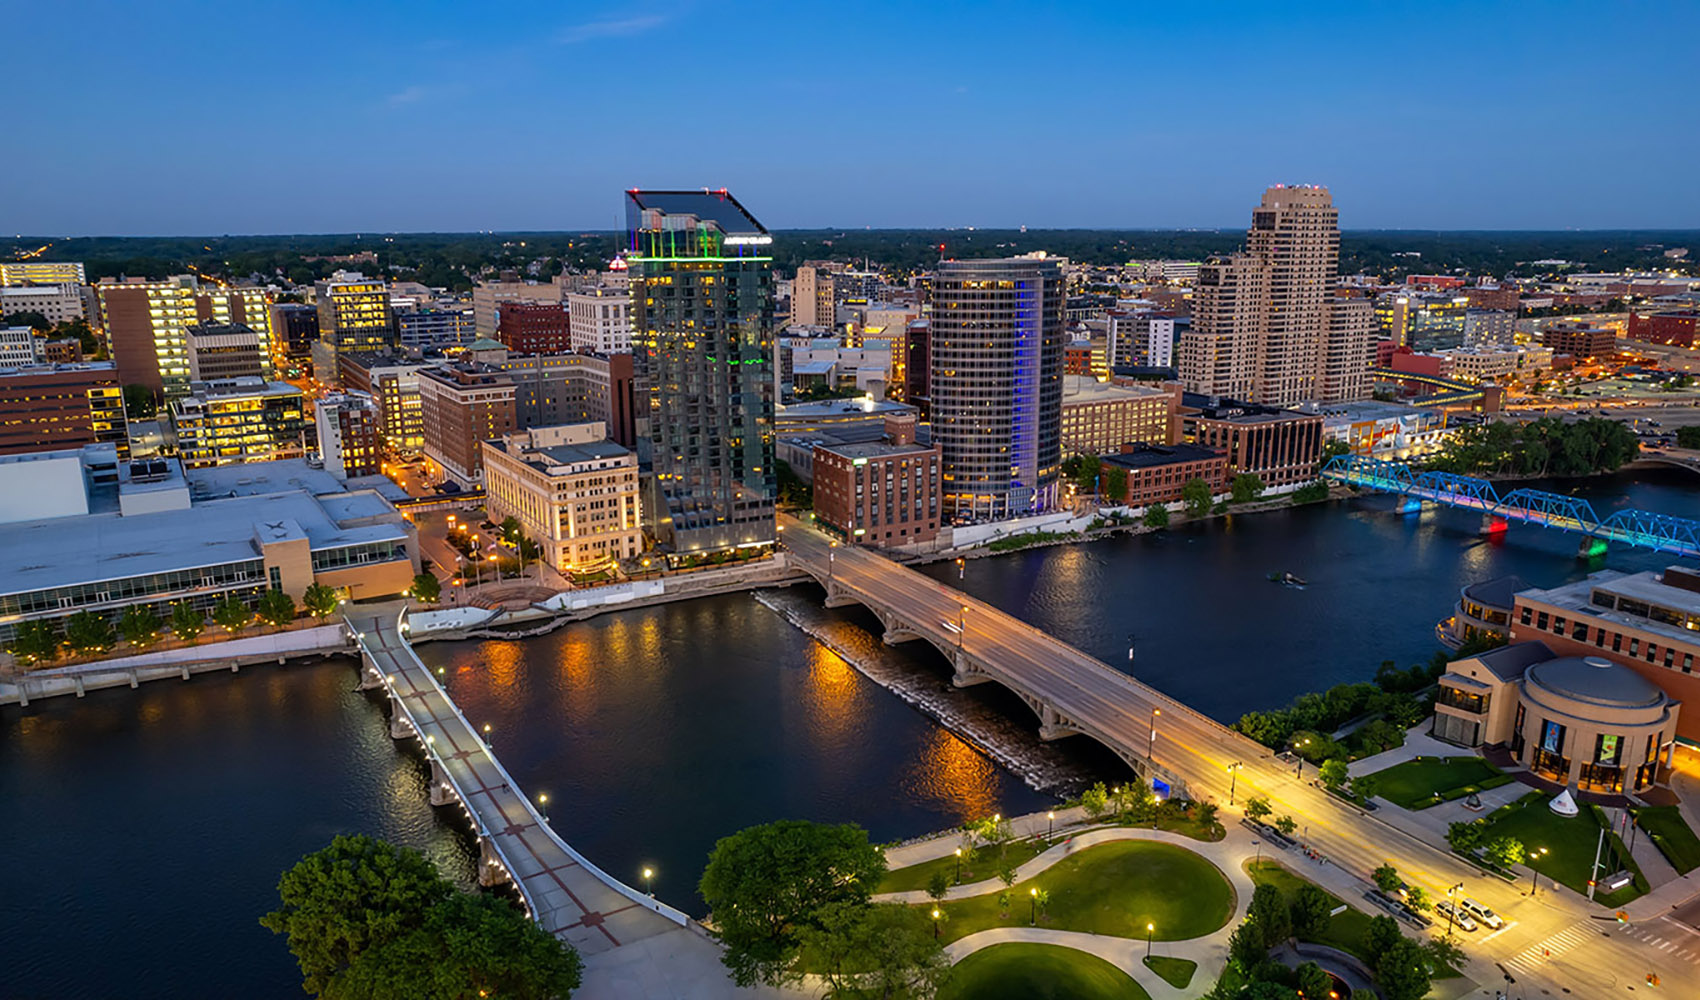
[349,612,687,956]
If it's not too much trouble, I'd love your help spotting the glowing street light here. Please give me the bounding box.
[1146,922,1155,957]
[932,907,942,938]
[642,867,655,897]
[1226,761,1244,805]
[1029,886,1038,924]
[954,847,962,883]
[1047,810,1056,841]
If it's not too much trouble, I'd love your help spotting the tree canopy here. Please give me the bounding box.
[1429,416,1639,477]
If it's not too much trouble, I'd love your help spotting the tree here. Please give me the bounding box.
[995,889,1012,918]
[8,619,61,663]
[1102,465,1129,503]
[1362,914,1402,965]
[1290,884,1333,939]
[1678,425,1700,449]
[995,864,1017,891]
[1403,885,1431,914]
[1194,800,1220,830]
[1376,937,1433,1000]
[1351,773,1382,804]
[123,384,158,420]
[1227,920,1267,968]
[1295,961,1332,1000]
[302,583,340,620]
[329,890,583,1000]
[170,602,205,643]
[212,594,252,633]
[411,573,441,603]
[795,902,948,1000]
[1243,983,1300,1000]
[500,515,523,543]
[2,309,50,330]
[925,870,951,903]
[64,610,114,653]
[257,589,297,627]
[1079,781,1110,821]
[1143,502,1169,529]
[697,819,885,987]
[1357,720,1402,753]
[1182,477,1213,517]
[1274,815,1297,837]
[1424,935,1465,974]
[1484,834,1525,871]
[973,813,1014,860]
[1230,473,1265,504]
[1371,863,1402,895]
[260,834,455,996]
[1244,797,1272,823]
[1033,887,1050,923]
[1319,759,1349,790]
[1248,883,1291,948]
[118,605,162,648]
[1446,821,1484,854]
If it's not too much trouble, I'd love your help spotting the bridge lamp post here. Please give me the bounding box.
[956,556,965,580]
[642,867,655,897]
[1148,707,1160,762]
[482,723,492,743]
[538,793,549,821]
[958,606,968,653]
[1226,761,1244,805]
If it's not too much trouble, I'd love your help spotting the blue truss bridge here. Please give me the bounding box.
[1320,455,1700,559]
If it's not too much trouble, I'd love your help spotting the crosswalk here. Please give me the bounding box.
[1504,919,1700,980]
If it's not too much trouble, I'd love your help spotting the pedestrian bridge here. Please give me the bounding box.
[349,612,687,956]
[781,517,1273,799]
[1321,454,1700,558]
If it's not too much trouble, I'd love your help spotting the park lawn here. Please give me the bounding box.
[1245,860,1458,978]
[1476,794,1647,907]
[939,943,1151,1000]
[937,840,1234,945]
[879,837,1050,893]
[1634,806,1700,875]
[1366,756,1504,810]
[1142,955,1196,989]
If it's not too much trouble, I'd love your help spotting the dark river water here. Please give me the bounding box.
[2,467,1693,998]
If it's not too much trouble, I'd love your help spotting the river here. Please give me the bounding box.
[2,467,1693,998]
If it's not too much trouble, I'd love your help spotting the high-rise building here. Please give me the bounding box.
[626,189,776,555]
[0,283,85,326]
[1179,186,1364,404]
[339,352,426,453]
[495,348,637,449]
[0,261,85,286]
[97,278,274,395]
[314,392,382,480]
[0,361,127,457]
[396,305,473,352]
[418,362,516,487]
[167,377,306,468]
[472,279,564,336]
[313,272,394,383]
[269,302,320,372]
[790,262,844,328]
[929,257,1065,521]
[495,301,572,354]
[186,323,266,382]
[0,326,40,365]
[1321,293,1376,403]
[566,288,633,354]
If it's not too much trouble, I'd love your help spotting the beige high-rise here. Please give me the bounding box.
[1180,186,1368,404]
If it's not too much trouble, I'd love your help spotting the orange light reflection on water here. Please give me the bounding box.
[905,726,1005,824]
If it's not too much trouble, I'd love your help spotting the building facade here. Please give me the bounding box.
[0,361,127,457]
[268,302,320,371]
[313,272,394,383]
[339,352,426,454]
[482,423,642,573]
[1102,443,1228,507]
[496,301,572,354]
[0,282,86,325]
[186,323,266,382]
[566,288,633,354]
[1180,395,1323,487]
[98,277,274,395]
[811,416,941,548]
[472,280,562,336]
[496,348,637,448]
[627,189,777,555]
[1542,321,1618,360]
[397,306,473,352]
[418,363,516,487]
[0,261,86,286]
[315,392,382,481]
[929,257,1065,521]
[167,378,307,468]
[1058,375,1178,456]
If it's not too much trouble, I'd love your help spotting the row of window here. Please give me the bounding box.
[1523,606,1696,673]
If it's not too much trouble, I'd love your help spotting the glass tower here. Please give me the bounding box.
[625,189,776,556]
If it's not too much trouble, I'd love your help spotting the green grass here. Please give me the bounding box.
[937,840,1234,945]
[1141,955,1196,989]
[1476,794,1647,906]
[1245,860,1460,978]
[1366,755,1505,810]
[1634,806,1700,875]
[878,837,1051,893]
[939,943,1151,1000]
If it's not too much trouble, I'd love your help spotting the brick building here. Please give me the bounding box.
[1627,309,1698,349]
[812,414,941,547]
[419,363,516,487]
[1102,442,1228,507]
[1541,322,1617,360]
[496,302,573,354]
[0,362,127,457]
[1180,395,1323,487]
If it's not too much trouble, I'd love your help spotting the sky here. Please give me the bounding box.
[8,0,1700,235]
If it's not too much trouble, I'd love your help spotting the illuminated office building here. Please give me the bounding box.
[626,188,776,555]
[97,277,274,396]
[313,271,394,383]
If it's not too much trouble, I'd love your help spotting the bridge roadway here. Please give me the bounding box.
[349,612,686,957]
[781,516,1700,996]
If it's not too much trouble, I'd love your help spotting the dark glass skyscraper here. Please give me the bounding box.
[625,189,776,556]
[929,258,1064,521]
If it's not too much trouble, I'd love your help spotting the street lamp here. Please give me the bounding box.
[538,793,550,821]
[642,867,655,897]
[956,556,965,580]
[482,722,492,743]
[953,847,962,883]
[1226,761,1244,805]
[932,907,942,939]
[1029,886,1038,924]
[958,606,968,653]
[1528,846,1549,896]
[1148,707,1160,762]
[1291,736,1310,777]
[1445,883,1463,938]
[1146,922,1155,958]
[1047,810,1056,842]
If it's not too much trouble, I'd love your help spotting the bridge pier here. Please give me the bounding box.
[1481,513,1508,536]
[127,669,138,689]
[428,759,455,807]
[74,676,85,698]
[1579,537,1609,559]
[357,662,385,691]
[180,665,191,681]
[1037,704,1076,741]
[822,581,859,609]
[478,837,512,888]
[389,709,415,740]
[949,650,991,688]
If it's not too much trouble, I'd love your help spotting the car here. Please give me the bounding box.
[1457,896,1503,929]
[1434,900,1478,932]
[440,481,462,494]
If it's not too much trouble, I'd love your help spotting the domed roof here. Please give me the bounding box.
[1526,656,1666,709]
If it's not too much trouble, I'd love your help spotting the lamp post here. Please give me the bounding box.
[953,847,962,883]
[1226,761,1244,805]
[642,867,655,897]
[956,556,965,581]
[1047,810,1055,842]
[828,541,837,582]
[958,606,967,654]
[482,722,492,744]
[538,793,549,822]
[1528,846,1548,896]
[1148,707,1160,762]
[932,908,942,939]
[1292,737,1309,777]
[1146,922,1155,958]
[1029,887,1038,925]
[1445,882,1463,938]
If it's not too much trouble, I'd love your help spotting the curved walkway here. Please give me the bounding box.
[876,822,1259,999]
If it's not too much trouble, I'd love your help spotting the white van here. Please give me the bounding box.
[1458,896,1503,930]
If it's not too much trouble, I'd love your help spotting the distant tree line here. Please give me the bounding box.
[1426,417,1640,478]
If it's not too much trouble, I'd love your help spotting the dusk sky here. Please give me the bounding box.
[12,0,1700,235]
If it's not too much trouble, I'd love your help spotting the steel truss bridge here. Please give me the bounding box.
[1321,454,1700,558]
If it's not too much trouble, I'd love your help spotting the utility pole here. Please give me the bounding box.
[1589,824,1607,901]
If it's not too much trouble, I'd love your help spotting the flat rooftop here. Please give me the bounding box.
[1104,443,1224,469]
[816,439,936,460]
[1521,567,1700,643]
[1061,375,1167,403]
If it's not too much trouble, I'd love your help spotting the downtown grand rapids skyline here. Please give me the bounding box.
[929,258,1064,522]
[625,189,777,556]
[1179,185,1370,406]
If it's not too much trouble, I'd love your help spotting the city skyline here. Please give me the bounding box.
[11,1,1700,235]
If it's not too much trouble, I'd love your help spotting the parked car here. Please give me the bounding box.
[1457,896,1503,930]
[1434,900,1478,932]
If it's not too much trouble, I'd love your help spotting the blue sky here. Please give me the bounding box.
[9,1,1699,234]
